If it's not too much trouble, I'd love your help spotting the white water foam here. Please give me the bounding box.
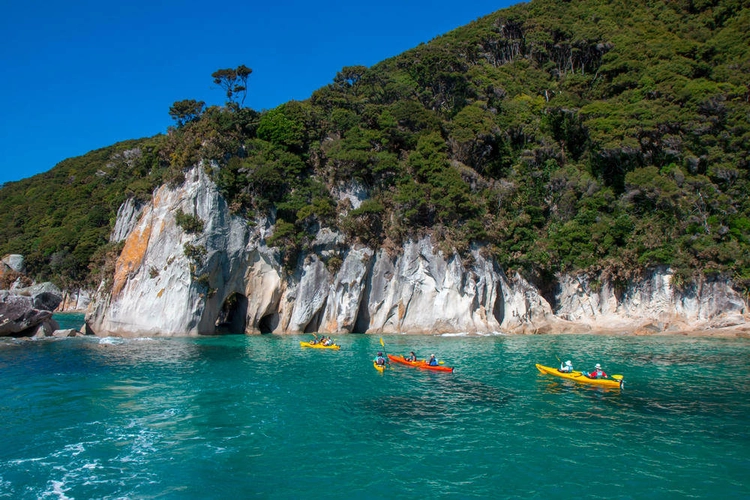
[98,337,124,345]
[43,479,71,500]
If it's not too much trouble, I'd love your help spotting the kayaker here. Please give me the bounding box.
[406,351,418,362]
[586,363,608,379]
[374,352,387,367]
[559,360,573,373]
[428,354,438,366]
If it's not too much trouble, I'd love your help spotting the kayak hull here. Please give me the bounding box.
[536,364,622,388]
[300,341,340,350]
[388,354,454,372]
[374,362,385,373]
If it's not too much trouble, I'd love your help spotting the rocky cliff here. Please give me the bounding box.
[85,167,748,336]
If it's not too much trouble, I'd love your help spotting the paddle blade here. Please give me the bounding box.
[612,374,623,380]
[380,337,384,347]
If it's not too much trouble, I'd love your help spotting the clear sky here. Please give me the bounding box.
[0,0,519,186]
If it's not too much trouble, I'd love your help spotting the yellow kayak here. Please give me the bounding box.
[300,341,340,350]
[536,364,623,389]
[373,362,385,373]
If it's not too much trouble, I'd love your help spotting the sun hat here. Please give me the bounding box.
[565,360,572,366]
[595,363,601,369]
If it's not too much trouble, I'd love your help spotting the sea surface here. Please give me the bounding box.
[1,314,748,499]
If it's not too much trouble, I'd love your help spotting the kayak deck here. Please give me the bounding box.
[536,363,622,388]
[373,362,386,373]
[388,354,454,372]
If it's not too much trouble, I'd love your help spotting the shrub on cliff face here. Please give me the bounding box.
[0,270,32,290]
[174,210,205,234]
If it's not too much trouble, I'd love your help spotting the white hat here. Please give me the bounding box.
[595,363,601,369]
[565,360,572,366]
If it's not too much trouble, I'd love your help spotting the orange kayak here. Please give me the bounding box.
[387,354,454,372]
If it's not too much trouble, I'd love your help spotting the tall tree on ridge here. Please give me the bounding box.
[212,65,253,108]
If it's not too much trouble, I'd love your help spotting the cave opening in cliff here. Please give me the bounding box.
[493,286,505,326]
[215,293,248,334]
[258,314,278,334]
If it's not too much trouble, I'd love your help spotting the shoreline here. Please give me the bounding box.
[526,324,750,338]
[66,325,750,339]
[51,312,750,339]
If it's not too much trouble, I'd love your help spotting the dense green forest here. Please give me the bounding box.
[1,0,748,294]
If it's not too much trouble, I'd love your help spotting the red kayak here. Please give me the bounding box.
[387,354,454,372]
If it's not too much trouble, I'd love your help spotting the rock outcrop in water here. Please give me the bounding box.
[0,283,62,337]
[85,167,748,336]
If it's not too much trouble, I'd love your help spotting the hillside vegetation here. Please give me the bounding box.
[1,0,748,294]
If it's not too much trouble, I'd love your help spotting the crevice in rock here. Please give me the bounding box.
[493,282,505,325]
[353,255,376,333]
[215,292,248,334]
[529,269,559,311]
[303,296,327,333]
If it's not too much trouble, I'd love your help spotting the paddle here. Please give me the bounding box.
[379,337,388,367]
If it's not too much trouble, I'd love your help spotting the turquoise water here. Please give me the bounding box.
[53,313,86,331]
[1,331,748,499]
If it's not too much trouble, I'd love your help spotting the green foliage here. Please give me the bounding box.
[174,209,205,234]
[0,138,166,287]
[2,0,749,291]
[341,199,385,245]
[212,65,252,108]
[183,242,206,264]
[257,103,307,152]
[169,99,206,127]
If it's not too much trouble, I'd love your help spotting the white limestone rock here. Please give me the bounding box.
[85,166,747,336]
[110,198,144,243]
[2,254,25,273]
[87,167,250,336]
[361,238,504,334]
[555,268,747,332]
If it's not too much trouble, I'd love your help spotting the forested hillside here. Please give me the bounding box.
[1,0,748,294]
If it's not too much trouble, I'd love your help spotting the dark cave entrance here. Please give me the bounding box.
[215,293,248,334]
[258,313,278,334]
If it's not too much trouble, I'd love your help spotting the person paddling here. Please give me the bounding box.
[374,352,387,367]
[406,351,418,362]
[586,363,608,379]
[559,360,574,373]
[428,354,439,366]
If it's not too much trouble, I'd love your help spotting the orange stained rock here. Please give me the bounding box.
[112,215,153,298]
[397,300,406,320]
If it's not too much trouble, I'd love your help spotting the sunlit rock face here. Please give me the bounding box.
[555,269,747,332]
[86,167,747,337]
[87,167,253,336]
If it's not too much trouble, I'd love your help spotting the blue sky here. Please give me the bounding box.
[0,0,518,186]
